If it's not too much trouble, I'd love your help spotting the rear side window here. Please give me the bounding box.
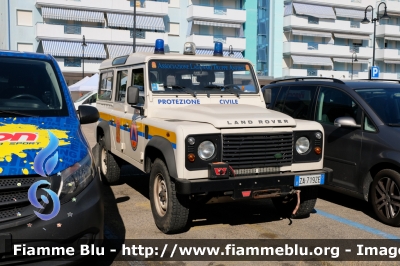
[316,87,360,125]
[98,72,114,101]
[274,86,317,119]
[0,57,68,116]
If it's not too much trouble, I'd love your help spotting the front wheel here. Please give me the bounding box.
[98,138,121,184]
[272,186,318,219]
[370,169,400,226]
[149,159,189,234]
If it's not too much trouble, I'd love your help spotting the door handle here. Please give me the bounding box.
[123,123,129,127]
[110,118,114,123]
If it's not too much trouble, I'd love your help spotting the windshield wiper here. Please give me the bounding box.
[387,123,400,127]
[204,84,241,98]
[0,110,38,117]
[166,85,197,98]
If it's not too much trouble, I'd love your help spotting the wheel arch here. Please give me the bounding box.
[145,136,178,178]
[96,120,111,151]
[364,162,400,202]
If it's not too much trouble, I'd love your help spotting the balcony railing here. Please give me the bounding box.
[350,21,360,28]
[307,42,319,50]
[64,25,81,34]
[130,30,146,39]
[350,46,360,53]
[307,69,318,76]
[64,58,81,67]
[214,6,227,15]
[213,35,226,43]
[308,17,319,24]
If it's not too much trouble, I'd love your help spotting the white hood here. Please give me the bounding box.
[151,104,297,128]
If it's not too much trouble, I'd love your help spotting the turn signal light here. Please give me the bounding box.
[188,153,195,162]
[314,147,322,155]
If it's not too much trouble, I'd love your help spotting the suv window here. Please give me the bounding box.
[132,68,145,105]
[274,86,317,119]
[316,87,360,125]
[98,72,114,101]
[115,70,128,103]
[0,57,68,116]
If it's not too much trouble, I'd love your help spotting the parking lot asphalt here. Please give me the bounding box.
[81,123,400,266]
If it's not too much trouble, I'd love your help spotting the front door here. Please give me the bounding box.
[315,86,362,191]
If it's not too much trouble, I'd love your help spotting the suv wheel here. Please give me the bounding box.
[370,169,400,226]
[272,186,318,218]
[149,159,189,233]
[99,138,121,184]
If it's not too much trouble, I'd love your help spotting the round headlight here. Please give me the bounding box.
[296,137,310,154]
[198,141,215,160]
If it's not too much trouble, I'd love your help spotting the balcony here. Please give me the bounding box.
[284,15,373,35]
[376,24,400,38]
[187,5,246,24]
[35,0,168,16]
[36,23,168,45]
[186,34,245,51]
[283,0,375,9]
[283,42,373,59]
[282,68,369,79]
[55,58,101,73]
[376,48,400,61]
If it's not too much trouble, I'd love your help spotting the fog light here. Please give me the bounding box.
[188,153,195,162]
[314,146,322,155]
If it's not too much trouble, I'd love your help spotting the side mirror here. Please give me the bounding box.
[263,88,271,105]
[334,117,361,128]
[127,86,140,105]
[78,105,99,124]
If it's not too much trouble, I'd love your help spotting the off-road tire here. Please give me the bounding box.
[272,186,318,218]
[149,158,189,234]
[370,169,400,226]
[98,138,121,184]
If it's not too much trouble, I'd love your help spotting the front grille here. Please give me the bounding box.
[0,175,47,223]
[222,133,293,169]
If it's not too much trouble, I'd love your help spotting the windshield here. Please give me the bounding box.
[0,57,68,117]
[356,87,400,124]
[148,60,258,95]
[74,91,93,103]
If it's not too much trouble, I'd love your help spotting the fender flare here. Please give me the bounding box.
[146,136,178,178]
[97,120,112,151]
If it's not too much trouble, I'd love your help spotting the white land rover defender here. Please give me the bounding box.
[95,41,332,233]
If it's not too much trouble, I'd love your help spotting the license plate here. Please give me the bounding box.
[294,174,325,187]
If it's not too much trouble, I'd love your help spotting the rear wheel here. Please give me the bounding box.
[370,169,400,226]
[272,186,318,218]
[98,138,121,184]
[149,159,189,233]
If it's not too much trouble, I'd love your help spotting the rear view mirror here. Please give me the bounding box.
[127,86,140,105]
[78,105,99,124]
[334,117,361,128]
[263,88,271,105]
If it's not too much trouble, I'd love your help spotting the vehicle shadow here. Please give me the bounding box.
[317,187,377,220]
[121,164,291,232]
[88,144,126,266]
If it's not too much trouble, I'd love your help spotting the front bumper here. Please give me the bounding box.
[0,171,104,265]
[174,167,333,198]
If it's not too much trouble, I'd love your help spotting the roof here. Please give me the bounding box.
[99,51,252,70]
[0,50,54,61]
[264,78,400,90]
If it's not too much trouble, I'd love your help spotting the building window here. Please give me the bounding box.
[65,58,81,67]
[17,43,33,52]
[130,29,146,39]
[17,10,33,26]
[308,16,319,25]
[169,23,180,36]
[64,25,81,34]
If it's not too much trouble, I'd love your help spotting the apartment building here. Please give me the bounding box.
[283,0,382,79]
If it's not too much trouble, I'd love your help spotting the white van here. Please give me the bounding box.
[74,91,97,110]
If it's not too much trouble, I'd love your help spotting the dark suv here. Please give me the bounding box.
[263,77,400,226]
